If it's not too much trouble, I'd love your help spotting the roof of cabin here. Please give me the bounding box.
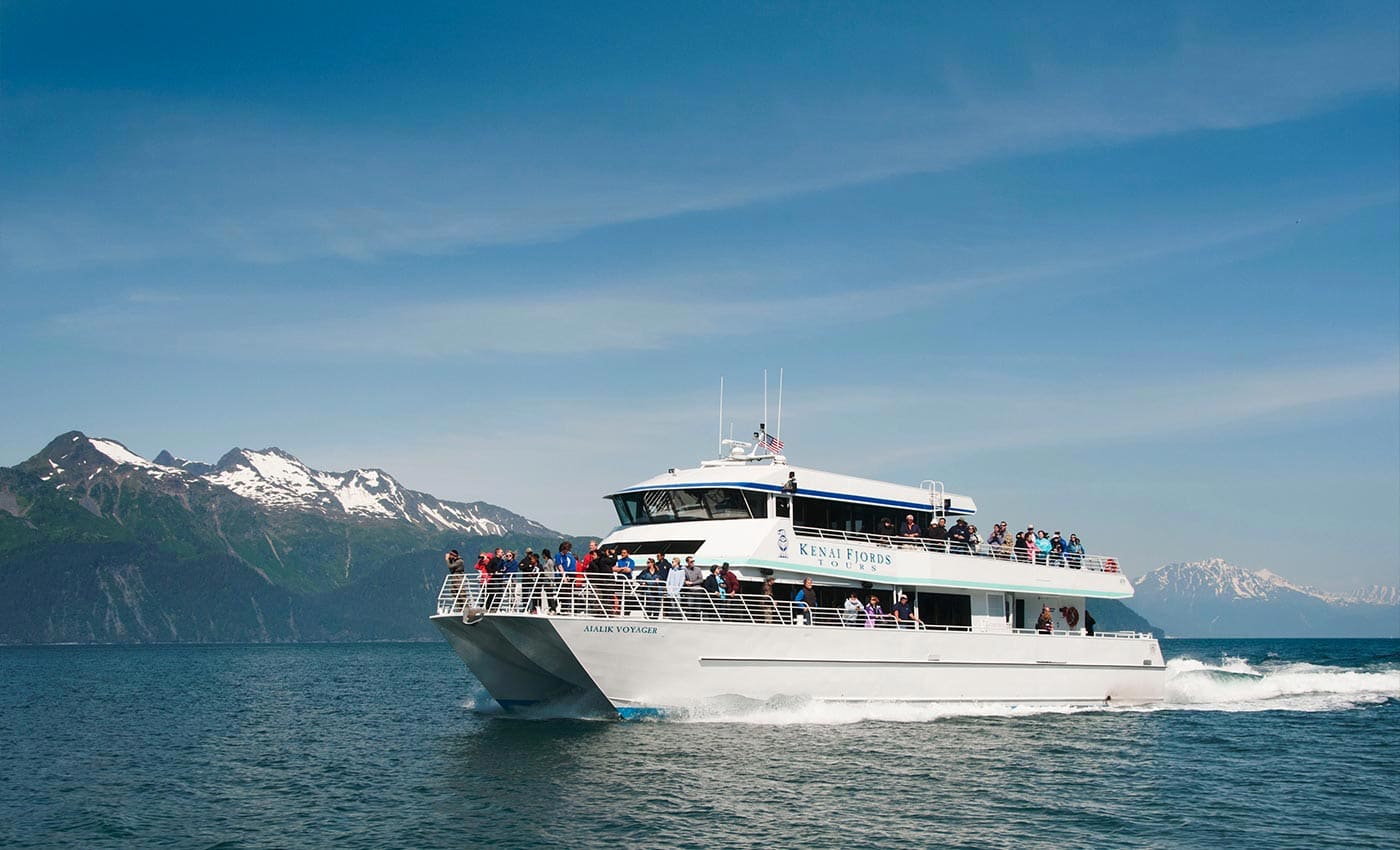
[607,461,977,515]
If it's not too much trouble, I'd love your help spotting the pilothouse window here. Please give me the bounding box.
[611,488,763,526]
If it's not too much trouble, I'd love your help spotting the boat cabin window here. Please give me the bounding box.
[917,593,972,629]
[611,488,765,526]
[792,495,933,535]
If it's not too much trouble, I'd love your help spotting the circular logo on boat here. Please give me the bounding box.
[777,528,789,556]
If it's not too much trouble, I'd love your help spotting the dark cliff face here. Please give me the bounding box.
[0,432,582,644]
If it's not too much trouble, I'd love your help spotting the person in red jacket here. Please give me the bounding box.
[720,563,740,597]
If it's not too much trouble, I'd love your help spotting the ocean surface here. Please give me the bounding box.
[3,638,1397,850]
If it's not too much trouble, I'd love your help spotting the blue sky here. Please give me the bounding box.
[2,1,1397,591]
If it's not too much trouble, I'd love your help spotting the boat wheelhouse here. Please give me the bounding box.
[431,434,1165,717]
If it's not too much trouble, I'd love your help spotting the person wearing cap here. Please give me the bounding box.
[1049,532,1066,567]
[892,592,919,629]
[923,517,949,548]
[445,549,465,574]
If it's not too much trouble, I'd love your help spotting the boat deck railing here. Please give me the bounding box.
[434,574,1147,638]
[793,525,1122,573]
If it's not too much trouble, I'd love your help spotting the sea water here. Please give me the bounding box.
[2,639,1396,849]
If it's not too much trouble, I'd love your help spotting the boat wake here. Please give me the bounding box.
[624,657,1400,724]
[1150,656,1400,713]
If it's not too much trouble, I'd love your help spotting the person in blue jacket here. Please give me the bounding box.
[793,577,816,625]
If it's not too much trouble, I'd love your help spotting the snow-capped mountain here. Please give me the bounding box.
[0,431,582,644]
[33,432,552,537]
[1131,558,1399,638]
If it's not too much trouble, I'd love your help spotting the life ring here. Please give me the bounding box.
[1060,606,1080,628]
[1104,558,1118,573]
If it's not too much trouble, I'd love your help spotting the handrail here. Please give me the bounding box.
[434,574,1152,639]
[792,525,1119,573]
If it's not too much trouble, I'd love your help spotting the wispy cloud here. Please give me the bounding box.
[859,356,1400,466]
[3,17,1395,270]
[39,187,1395,358]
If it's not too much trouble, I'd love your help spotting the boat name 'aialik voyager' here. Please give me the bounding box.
[431,427,1166,718]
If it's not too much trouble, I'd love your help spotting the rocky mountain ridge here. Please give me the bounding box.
[0,431,575,643]
[1131,558,1398,637]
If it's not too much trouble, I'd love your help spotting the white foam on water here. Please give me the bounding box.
[628,657,1400,724]
[1147,656,1400,713]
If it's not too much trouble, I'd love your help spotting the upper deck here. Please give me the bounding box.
[599,452,1130,599]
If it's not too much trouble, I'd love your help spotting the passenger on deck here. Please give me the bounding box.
[968,524,982,553]
[892,593,920,628]
[924,517,949,547]
[682,557,705,619]
[1049,533,1066,567]
[864,595,885,628]
[540,549,558,613]
[782,471,798,496]
[445,550,465,574]
[761,577,777,623]
[1036,606,1055,634]
[986,523,1006,555]
[720,563,740,597]
[1084,609,1096,636]
[1066,534,1085,569]
[794,577,816,625]
[948,518,971,554]
[664,557,685,618]
[900,515,922,538]
[637,559,663,618]
[614,549,635,579]
[877,516,897,537]
[842,591,862,625]
[1035,531,1052,565]
[1022,529,1037,563]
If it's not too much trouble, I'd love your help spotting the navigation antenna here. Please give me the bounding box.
[717,377,724,458]
[776,367,784,451]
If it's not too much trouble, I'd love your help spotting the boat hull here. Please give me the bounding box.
[434,612,1166,716]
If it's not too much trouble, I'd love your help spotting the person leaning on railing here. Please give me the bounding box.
[1066,534,1085,569]
[761,577,778,623]
[793,577,816,625]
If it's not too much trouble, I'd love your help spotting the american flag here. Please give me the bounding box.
[762,432,784,452]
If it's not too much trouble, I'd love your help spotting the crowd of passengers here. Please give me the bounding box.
[444,544,933,625]
[877,515,1088,568]
[442,538,1089,628]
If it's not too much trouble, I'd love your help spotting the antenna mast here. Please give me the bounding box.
[776,367,784,450]
[717,377,724,457]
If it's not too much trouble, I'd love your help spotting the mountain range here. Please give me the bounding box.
[1131,558,1399,638]
[3,432,1393,642]
[0,432,572,643]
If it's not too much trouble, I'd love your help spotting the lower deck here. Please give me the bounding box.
[434,574,1166,716]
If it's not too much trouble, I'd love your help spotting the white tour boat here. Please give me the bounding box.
[431,430,1166,718]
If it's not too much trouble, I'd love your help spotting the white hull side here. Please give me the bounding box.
[437,613,1166,714]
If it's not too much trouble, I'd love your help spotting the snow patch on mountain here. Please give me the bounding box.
[19,431,562,539]
[1135,558,1398,608]
[90,438,157,470]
